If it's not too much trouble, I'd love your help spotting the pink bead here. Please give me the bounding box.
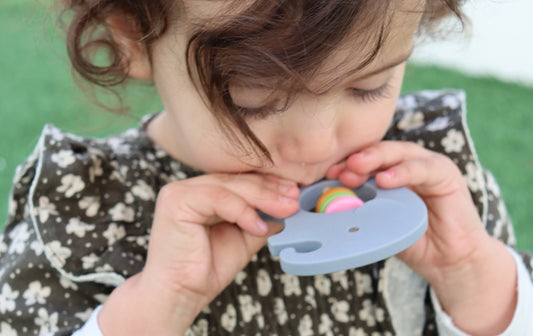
[324,196,364,213]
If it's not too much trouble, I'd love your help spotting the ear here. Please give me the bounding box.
[107,14,153,80]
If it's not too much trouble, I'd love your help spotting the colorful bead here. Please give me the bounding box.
[316,187,364,213]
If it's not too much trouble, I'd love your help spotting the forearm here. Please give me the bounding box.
[98,273,203,336]
[429,237,517,335]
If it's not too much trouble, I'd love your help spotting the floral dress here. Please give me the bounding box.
[0,90,531,335]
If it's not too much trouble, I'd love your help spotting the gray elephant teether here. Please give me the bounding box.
[261,179,428,276]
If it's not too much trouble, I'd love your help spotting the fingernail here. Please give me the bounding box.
[279,195,295,203]
[257,218,269,234]
[279,183,294,194]
[384,170,394,177]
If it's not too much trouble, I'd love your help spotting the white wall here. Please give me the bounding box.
[411,0,533,86]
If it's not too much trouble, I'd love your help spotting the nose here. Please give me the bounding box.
[276,95,339,165]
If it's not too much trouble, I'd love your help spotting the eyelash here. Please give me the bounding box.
[351,82,392,103]
[237,81,392,119]
[236,105,279,120]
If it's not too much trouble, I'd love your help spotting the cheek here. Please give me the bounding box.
[341,99,397,144]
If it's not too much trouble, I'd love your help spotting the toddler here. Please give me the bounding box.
[1,0,532,335]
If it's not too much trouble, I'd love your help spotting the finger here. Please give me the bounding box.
[199,173,300,207]
[192,184,296,236]
[373,155,465,197]
[337,170,369,188]
[160,180,298,237]
[346,141,428,175]
[325,161,346,179]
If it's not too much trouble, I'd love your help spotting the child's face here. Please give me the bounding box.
[149,1,423,186]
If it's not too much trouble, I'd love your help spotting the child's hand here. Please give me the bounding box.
[98,173,299,335]
[326,141,517,334]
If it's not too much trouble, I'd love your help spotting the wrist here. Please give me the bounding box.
[98,273,204,335]
[429,237,517,335]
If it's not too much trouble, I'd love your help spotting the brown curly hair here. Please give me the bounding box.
[59,0,466,162]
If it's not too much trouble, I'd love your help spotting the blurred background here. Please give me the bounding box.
[1,0,532,250]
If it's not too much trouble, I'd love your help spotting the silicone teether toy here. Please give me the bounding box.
[261,179,428,276]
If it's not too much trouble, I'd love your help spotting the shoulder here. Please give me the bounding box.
[390,89,467,139]
[7,124,164,286]
[388,89,488,221]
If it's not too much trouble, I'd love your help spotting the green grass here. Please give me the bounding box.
[1,2,532,251]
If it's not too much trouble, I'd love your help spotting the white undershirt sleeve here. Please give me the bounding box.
[431,247,533,335]
[71,305,104,336]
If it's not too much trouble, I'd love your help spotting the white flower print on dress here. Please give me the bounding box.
[318,313,334,336]
[103,223,126,245]
[35,308,59,334]
[464,162,482,192]
[66,218,95,238]
[44,241,72,268]
[131,180,155,201]
[238,294,262,325]
[298,314,314,336]
[126,235,149,249]
[441,129,465,153]
[81,254,99,270]
[273,298,288,325]
[0,237,6,255]
[395,94,417,111]
[7,222,31,255]
[354,271,372,296]
[75,308,94,321]
[95,263,114,273]
[331,270,348,290]
[280,274,302,296]
[305,285,317,308]
[59,276,79,291]
[78,196,100,217]
[50,150,76,168]
[36,196,58,223]
[314,274,331,295]
[88,157,103,183]
[330,299,350,323]
[221,304,237,332]
[256,269,272,296]
[359,299,385,327]
[30,240,44,256]
[349,327,366,336]
[8,197,17,219]
[108,137,131,155]
[0,322,17,336]
[486,172,501,197]
[0,283,19,313]
[442,94,461,109]
[190,319,209,336]
[397,110,424,131]
[426,116,450,132]
[23,281,51,305]
[109,203,135,222]
[234,270,246,285]
[93,293,109,303]
[56,174,85,197]
[124,192,135,204]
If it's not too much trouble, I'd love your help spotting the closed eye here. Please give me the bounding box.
[351,81,392,103]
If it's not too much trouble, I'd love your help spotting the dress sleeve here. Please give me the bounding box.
[0,125,151,335]
[430,247,533,336]
[390,90,533,334]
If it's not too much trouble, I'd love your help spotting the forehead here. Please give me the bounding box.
[181,0,425,85]
[314,0,425,86]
